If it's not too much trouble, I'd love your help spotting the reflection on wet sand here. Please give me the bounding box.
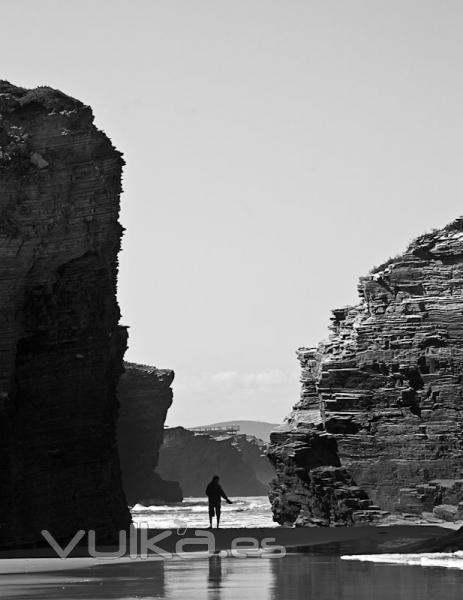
[0,560,166,599]
[1,553,463,599]
[270,554,463,600]
[208,554,223,593]
[164,554,273,599]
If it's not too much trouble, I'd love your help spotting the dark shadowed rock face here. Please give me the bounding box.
[0,81,131,547]
[268,217,463,526]
[232,434,275,486]
[157,427,270,497]
[117,363,182,504]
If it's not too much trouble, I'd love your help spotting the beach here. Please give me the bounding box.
[3,553,463,600]
[1,497,461,598]
[0,524,460,599]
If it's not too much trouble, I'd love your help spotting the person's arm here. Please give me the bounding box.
[219,485,232,503]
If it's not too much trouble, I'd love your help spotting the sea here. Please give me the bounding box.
[131,495,276,529]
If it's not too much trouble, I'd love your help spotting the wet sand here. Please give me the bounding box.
[0,524,447,559]
[3,554,463,600]
[149,524,447,553]
[0,525,454,599]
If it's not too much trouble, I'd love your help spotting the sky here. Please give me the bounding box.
[2,1,463,426]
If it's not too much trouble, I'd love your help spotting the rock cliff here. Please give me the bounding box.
[233,434,275,487]
[0,81,130,547]
[157,427,270,496]
[117,362,182,505]
[268,217,463,526]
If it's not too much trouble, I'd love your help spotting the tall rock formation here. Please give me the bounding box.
[0,81,130,547]
[157,427,270,496]
[117,362,182,505]
[268,217,463,526]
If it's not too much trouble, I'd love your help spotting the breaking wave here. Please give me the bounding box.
[131,496,276,528]
[341,552,463,570]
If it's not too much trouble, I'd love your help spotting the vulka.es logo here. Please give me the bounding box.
[41,525,286,560]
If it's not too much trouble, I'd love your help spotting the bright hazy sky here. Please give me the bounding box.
[3,1,463,426]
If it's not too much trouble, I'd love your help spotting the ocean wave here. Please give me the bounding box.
[341,552,463,570]
[132,504,193,513]
[131,495,276,528]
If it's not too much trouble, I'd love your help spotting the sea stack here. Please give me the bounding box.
[0,82,130,547]
[117,362,183,504]
[268,218,463,526]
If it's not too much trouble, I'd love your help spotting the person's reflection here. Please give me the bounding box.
[208,553,223,597]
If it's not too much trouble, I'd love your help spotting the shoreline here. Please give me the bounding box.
[0,524,451,568]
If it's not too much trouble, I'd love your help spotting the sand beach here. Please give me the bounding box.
[0,525,459,599]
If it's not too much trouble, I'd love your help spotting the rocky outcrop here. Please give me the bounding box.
[232,434,275,486]
[0,82,130,547]
[157,427,270,496]
[117,362,182,505]
[203,421,279,442]
[268,217,463,526]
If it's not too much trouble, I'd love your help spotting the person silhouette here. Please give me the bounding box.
[205,475,232,528]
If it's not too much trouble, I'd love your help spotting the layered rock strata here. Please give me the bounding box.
[0,82,130,547]
[268,217,463,526]
[157,427,270,496]
[117,362,182,504]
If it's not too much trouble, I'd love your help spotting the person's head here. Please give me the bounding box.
[212,475,219,482]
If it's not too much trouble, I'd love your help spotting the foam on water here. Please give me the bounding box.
[341,551,463,570]
[131,495,276,529]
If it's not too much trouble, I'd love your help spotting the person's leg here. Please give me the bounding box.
[216,505,221,528]
[209,503,214,528]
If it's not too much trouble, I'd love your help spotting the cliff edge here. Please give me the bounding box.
[117,362,183,504]
[0,81,130,547]
[268,217,463,526]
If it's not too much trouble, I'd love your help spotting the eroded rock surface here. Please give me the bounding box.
[268,217,463,526]
[157,427,270,496]
[117,363,182,504]
[233,434,275,487]
[0,81,130,547]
